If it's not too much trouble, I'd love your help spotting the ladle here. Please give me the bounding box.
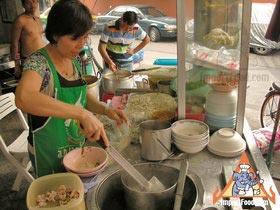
[173,154,188,210]
[97,140,165,192]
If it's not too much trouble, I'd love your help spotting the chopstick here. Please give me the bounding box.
[81,145,85,155]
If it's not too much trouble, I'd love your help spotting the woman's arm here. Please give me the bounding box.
[15,70,85,119]
[86,93,129,125]
[15,70,110,145]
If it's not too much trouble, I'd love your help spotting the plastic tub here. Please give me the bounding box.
[26,173,85,210]
[153,59,177,66]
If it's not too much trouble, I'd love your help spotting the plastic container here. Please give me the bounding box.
[26,173,85,210]
[205,89,237,116]
[153,58,177,66]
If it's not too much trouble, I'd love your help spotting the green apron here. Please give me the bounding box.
[33,48,87,177]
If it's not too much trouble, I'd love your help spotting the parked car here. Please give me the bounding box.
[96,5,177,42]
[250,3,280,55]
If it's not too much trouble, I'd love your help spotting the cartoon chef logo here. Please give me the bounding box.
[232,164,262,196]
[212,152,276,206]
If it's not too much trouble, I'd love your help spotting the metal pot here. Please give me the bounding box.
[86,163,203,210]
[140,120,172,161]
[83,75,100,100]
[121,164,179,210]
[102,70,134,94]
[157,80,176,96]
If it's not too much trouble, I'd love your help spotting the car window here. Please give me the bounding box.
[110,7,126,17]
[140,7,166,18]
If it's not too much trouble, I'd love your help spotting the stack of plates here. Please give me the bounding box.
[205,90,237,132]
[205,113,236,132]
[207,128,246,157]
[171,119,209,154]
[63,146,108,178]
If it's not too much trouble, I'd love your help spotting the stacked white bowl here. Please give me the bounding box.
[205,89,237,132]
[207,128,246,157]
[171,119,209,154]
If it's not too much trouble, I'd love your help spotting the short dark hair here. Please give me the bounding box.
[122,11,138,25]
[21,0,37,5]
[45,0,93,44]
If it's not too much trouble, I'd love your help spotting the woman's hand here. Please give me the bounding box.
[105,108,129,126]
[79,109,110,146]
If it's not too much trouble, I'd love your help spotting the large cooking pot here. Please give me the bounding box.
[86,163,204,210]
[121,164,179,210]
[102,70,134,94]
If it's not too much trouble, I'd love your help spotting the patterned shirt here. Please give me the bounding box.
[23,51,81,97]
[99,19,147,61]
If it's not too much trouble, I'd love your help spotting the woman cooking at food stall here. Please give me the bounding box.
[15,0,128,177]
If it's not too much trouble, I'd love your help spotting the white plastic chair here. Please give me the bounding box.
[0,93,34,191]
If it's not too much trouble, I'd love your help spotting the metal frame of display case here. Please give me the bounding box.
[176,0,251,135]
[176,0,186,121]
[236,0,251,134]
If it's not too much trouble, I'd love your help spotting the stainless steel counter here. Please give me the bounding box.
[86,121,280,210]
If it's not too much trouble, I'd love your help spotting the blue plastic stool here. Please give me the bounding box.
[153,59,177,66]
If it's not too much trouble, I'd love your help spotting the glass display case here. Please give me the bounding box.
[175,2,280,209]
[176,0,252,134]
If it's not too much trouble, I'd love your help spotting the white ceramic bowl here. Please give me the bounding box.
[171,129,209,140]
[208,144,245,157]
[172,134,209,145]
[66,162,107,178]
[63,146,108,174]
[171,119,209,139]
[208,128,246,153]
[174,137,209,147]
[175,142,207,154]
